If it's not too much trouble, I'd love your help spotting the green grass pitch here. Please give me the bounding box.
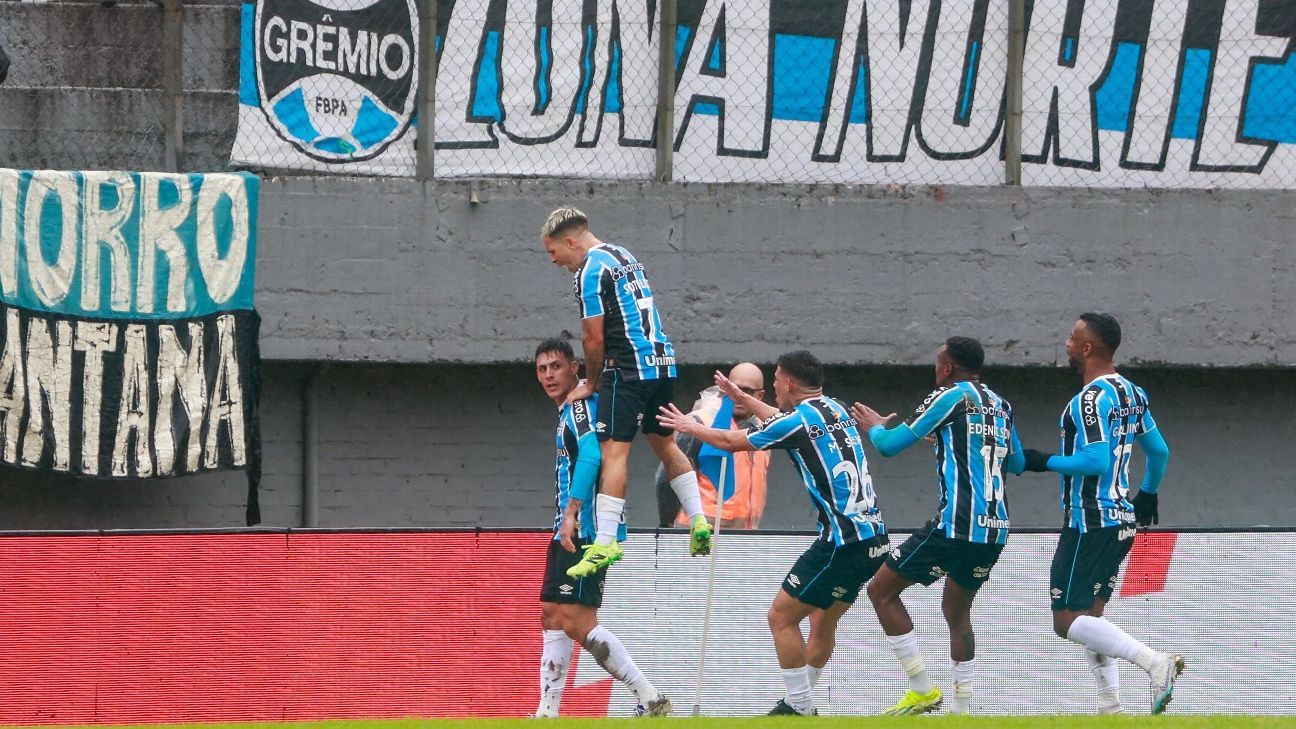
[26,717,1296,729]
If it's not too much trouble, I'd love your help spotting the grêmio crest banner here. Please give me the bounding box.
[0,170,263,525]
[231,0,420,175]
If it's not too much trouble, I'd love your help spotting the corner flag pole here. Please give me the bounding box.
[692,457,725,717]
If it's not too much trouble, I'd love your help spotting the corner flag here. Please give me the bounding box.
[697,395,736,502]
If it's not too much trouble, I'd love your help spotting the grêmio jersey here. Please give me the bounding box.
[1058,373,1157,532]
[574,243,677,381]
[553,394,601,541]
[747,396,885,546]
[906,381,1016,545]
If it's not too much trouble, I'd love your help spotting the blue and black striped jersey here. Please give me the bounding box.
[553,394,599,541]
[1058,373,1158,532]
[574,243,677,381]
[746,396,885,546]
[906,382,1016,545]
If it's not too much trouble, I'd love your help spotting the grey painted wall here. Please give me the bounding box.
[2,3,1294,370]
[0,2,239,173]
[2,362,1292,531]
[252,177,1296,367]
[2,2,1293,531]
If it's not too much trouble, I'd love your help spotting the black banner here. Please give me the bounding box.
[0,305,263,524]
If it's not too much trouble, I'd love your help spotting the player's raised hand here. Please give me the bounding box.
[656,403,694,433]
[714,369,742,399]
[851,402,897,431]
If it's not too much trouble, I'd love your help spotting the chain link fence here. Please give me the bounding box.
[0,0,168,171]
[182,0,241,172]
[1018,0,1296,189]
[431,0,661,178]
[2,0,1294,188]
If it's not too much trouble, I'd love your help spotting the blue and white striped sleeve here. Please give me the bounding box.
[747,410,805,451]
[575,260,605,319]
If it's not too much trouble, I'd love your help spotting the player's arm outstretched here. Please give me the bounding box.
[1020,442,1112,476]
[852,387,962,457]
[656,403,758,453]
[1020,388,1114,477]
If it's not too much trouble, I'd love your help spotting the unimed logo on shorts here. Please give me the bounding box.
[255,0,418,163]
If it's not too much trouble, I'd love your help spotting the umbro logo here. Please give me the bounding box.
[595,423,607,433]
[559,584,574,595]
[929,566,947,578]
[1051,588,1063,598]
[972,566,990,579]
[787,574,801,587]
[831,586,847,598]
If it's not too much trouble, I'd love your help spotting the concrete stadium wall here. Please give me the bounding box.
[4,2,1292,369]
[1,362,1292,531]
[0,2,238,173]
[1,2,1293,531]
[251,177,1296,368]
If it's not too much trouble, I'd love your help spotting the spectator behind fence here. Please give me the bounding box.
[655,363,771,530]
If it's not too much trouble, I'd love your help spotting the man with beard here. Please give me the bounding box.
[1019,313,1180,715]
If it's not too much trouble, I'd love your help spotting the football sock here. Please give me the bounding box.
[951,659,975,713]
[583,625,659,703]
[536,629,573,718]
[1066,616,1158,673]
[1086,649,1121,711]
[886,631,935,694]
[670,472,704,521]
[781,666,814,714]
[594,494,625,547]
[808,664,824,688]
